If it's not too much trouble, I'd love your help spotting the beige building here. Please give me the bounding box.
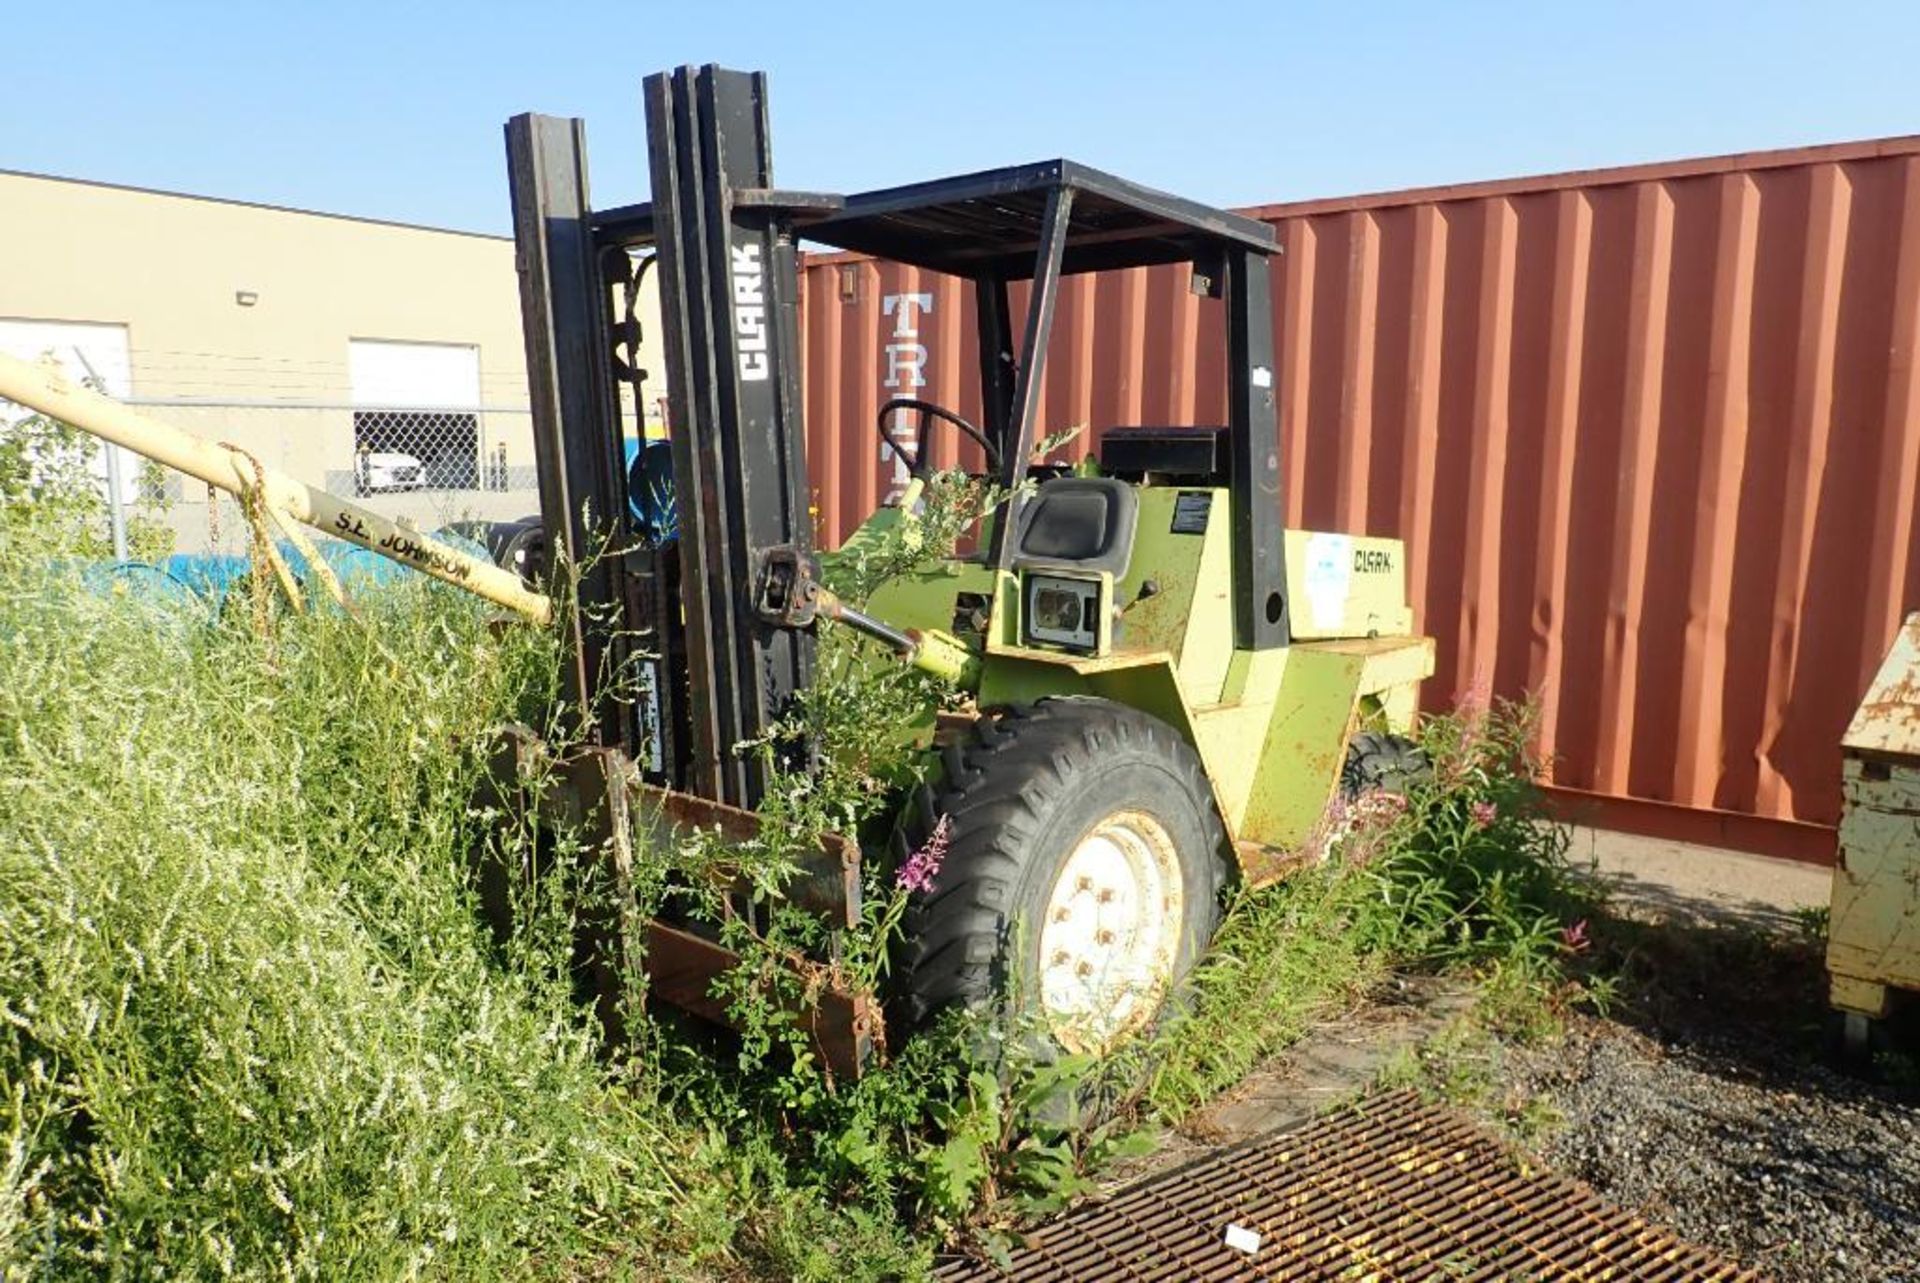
[0,168,662,552]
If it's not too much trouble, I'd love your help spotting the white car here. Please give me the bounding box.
[358,451,427,493]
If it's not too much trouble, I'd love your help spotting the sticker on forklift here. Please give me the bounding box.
[637,661,665,775]
[1171,491,1212,535]
[1304,532,1353,629]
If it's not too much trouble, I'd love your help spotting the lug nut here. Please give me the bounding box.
[1075,875,1094,892]
[1095,929,1116,946]
[1096,887,1115,904]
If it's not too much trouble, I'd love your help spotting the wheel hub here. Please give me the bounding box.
[1037,809,1184,1053]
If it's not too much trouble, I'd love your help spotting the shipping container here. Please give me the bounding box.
[798,136,1920,862]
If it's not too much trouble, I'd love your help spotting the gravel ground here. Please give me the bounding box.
[1490,917,1920,1283]
[1507,1018,1919,1281]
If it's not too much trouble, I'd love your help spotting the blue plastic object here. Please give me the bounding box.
[78,560,201,608]
[104,528,494,609]
[625,437,679,547]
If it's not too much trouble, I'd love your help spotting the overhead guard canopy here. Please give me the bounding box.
[593,159,1280,278]
[798,159,1278,278]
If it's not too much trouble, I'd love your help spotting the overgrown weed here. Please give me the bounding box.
[1095,697,1605,1133]
[0,509,740,1276]
[0,400,175,565]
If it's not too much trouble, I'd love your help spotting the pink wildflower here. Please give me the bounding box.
[1468,799,1498,829]
[1561,919,1591,954]
[1457,672,1492,743]
[896,814,953,894]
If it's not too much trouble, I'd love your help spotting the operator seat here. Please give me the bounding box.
[1011,476,1139,579]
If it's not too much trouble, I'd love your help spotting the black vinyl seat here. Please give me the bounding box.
[1012,477,1139,578]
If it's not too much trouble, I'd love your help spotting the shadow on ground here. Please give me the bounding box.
[1580,881,1919,1091]
[1587,866,1819,936]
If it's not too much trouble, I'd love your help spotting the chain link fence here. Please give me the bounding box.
[117,400,542,557]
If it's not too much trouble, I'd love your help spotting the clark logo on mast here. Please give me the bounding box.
[731,242,769,382]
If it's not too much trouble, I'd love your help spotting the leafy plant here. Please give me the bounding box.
[1792,904,1831,944]
[0,396,175,565]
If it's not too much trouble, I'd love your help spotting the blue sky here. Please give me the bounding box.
[5,1,1917,235]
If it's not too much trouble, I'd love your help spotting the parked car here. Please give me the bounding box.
[357,451,427,493]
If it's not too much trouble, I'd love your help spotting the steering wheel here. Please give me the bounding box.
[876,397,1002,479]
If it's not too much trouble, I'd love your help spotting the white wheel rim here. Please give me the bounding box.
[1036,809,1184,1054]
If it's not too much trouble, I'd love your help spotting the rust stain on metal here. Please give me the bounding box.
[1232,839,1317,889]
[1830,614,1920,1016]
[936,1091,1762,1281]
[642,921,881,1081]
[1843,612,1920,760]
[635,782,863,929]
[802,134,1920,862]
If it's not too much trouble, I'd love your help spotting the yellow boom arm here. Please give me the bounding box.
[0,351,553,625]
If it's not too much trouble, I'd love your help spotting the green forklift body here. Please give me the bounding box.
[861,485,1433,886]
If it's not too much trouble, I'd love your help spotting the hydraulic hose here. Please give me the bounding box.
[814,587,979,684]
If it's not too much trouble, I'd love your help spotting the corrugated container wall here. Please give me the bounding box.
[799,137,1920,861]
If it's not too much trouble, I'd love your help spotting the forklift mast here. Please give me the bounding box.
[507,67,833,810]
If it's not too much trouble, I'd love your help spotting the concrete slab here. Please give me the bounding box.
[1566,825,1829,933]
[1201,978,1476,1138]
[1096,975,1476,1192]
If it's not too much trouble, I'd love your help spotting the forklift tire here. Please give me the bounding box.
[1340,730,1432,800]
[893,697,1227,1055]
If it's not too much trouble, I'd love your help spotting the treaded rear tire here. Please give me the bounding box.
[891,697,1227,1048]
[1340,730,1432,800]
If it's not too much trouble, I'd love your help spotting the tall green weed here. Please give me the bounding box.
[0,549,701,1278]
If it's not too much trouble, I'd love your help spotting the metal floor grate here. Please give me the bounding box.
[936,1090,1763,1281]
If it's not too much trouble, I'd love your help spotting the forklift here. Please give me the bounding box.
[502,66,1433,1072]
